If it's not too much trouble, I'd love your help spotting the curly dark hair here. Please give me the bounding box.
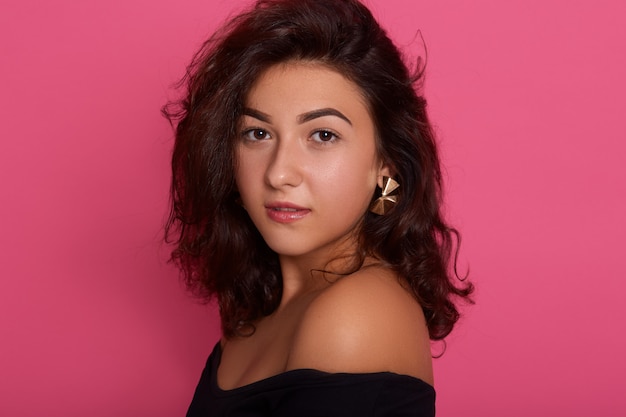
[163,0,473,340]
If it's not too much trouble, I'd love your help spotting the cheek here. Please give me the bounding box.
[235,170,255,202]
[315,155,378,205]
[338,149,380,184]
[234,150,256,195]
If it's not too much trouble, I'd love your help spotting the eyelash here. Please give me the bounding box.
[311,129,339,144]
[240,128,340,144]
[241,128,271,141]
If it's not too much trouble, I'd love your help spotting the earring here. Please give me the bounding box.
[369,176,400,215]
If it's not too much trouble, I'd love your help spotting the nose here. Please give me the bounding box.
[264,138,303,189]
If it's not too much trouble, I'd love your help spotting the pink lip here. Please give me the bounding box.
[265,202,311,223]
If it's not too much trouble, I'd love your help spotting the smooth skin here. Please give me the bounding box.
[218,61,433,390]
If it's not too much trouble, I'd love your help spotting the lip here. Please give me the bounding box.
[265,201,311,223]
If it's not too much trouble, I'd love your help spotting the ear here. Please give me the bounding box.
[376,163,392,188]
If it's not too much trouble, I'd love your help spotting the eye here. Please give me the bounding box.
[242,128,271,141]
[311,130,338,143]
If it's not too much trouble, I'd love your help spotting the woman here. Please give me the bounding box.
[164,0,473,415]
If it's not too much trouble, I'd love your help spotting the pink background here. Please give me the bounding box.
[1,0,625,415]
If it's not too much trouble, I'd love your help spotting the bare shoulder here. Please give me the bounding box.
[287,265,433,385]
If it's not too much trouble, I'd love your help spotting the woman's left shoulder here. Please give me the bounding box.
[287,265,433,384]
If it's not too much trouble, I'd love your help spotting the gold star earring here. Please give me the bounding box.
[369,176,400,215]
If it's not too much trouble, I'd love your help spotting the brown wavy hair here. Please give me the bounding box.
[163,0,473,340]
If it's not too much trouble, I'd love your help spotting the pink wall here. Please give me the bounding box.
[1,0,624,415]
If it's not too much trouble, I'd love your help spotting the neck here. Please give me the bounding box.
[277,242,363,308]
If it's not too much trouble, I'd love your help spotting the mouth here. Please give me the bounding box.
[265,201,308,211]
[265,203,310,223]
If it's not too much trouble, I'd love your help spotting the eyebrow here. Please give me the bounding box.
[242,107,352,126]
[242,108,271,123]
[297,108,352,126]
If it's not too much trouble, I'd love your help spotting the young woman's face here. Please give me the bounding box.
[235,61,388,263]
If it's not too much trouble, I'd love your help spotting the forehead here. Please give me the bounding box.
[244,61,371,114]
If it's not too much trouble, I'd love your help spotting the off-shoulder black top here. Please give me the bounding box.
[186,342,436,416]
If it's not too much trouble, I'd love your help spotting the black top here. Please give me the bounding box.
[186,342,436,416]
